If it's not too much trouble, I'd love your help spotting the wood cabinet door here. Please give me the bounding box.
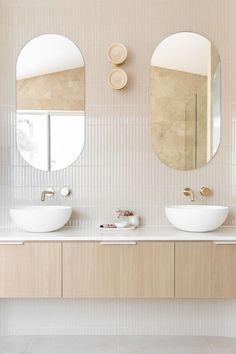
[175,242,236,298]
[119,242,174,297]
[0,242,61,298]
[63,242,174,298]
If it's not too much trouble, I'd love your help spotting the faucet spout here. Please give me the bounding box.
[41,190,55,202]
[183,187,194,202]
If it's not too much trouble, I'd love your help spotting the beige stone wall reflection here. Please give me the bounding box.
[17,67,84,111]
[185,82,207,170]
[151,66,207,170]
[185,95,196,170]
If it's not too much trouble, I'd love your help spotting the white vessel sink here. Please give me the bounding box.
[165,205,229,232]
[10,206,72,233]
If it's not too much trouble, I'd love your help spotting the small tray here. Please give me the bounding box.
[99,225,136,231]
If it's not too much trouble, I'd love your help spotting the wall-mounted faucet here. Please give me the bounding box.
[183,187,194,202]
[41,189,55,202]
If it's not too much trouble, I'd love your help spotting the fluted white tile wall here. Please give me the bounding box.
[1,299,236,337]
[0,0,235,227]
[1,0,236,338]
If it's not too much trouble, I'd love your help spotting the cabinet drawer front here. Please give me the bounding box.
[63,242,174,298]
[175,242,236,298]
[0,242,61,298]
[63,242,120,297]
[119,242,174,298]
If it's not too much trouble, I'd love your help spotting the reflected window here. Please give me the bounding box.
[212,62,221,156]
[17,111,84,171]
[16,34,85,172]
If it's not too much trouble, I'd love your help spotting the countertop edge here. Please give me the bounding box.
[0,226,236,242]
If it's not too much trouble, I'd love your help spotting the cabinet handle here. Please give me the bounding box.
[214,242,236,245]
[100,241,137,245]
[0,242,24,245]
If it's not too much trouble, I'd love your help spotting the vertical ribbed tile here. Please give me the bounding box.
[0,0,234,228]
[0,0,236,336]
[0,299,235,336]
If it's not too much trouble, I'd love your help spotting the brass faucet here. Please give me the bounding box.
[183,187,194,202]
[41,189,55,202]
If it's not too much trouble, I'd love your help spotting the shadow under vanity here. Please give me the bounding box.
[2,31,235,303]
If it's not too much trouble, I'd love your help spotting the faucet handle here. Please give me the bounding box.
[61,187,71,197]
[200,187,212,197]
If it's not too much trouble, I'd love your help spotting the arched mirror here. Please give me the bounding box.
[16,34,85,171]
[150,32,220,170]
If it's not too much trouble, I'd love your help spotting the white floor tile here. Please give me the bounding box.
[205,336,236,354]
[0,336,31,354]
[25,336,118,354]
[117,336,211,354]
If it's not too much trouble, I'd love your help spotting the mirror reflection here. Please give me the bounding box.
[16,34,85,171]
[150,32,220,170]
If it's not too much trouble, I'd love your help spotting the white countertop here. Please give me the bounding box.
[0,225,236,242]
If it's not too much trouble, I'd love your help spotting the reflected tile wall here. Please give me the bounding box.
[0,0,235,228]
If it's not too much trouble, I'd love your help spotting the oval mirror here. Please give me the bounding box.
[16,34,85,171]
[150,32,220,170]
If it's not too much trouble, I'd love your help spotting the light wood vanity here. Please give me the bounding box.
[0,228,236,299]
[175,242,236,298]
[63,242,174,298]
[0,242,61,298]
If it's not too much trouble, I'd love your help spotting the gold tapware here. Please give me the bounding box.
[200,186,212,197]
[41,189,55,202]
[183,187,194,202]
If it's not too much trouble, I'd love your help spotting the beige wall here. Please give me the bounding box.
[151,66,207,170]
[17,67,84,111]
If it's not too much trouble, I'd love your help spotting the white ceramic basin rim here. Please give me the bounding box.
[10,205,72,233]
[165,205,229,232]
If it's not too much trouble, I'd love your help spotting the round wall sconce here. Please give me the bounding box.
[108,68,128,90]
[107,42,127,65]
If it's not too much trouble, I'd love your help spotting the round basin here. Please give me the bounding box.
[165,205,229,232]
[10,206,72,233]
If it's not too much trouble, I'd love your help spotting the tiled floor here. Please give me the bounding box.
[0,335,236,354]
